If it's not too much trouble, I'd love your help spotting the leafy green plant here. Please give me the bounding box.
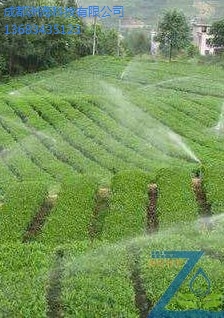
[169,292,223,310]
[101,171,152,242]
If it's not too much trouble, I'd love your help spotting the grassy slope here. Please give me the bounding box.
[0,56,224,315]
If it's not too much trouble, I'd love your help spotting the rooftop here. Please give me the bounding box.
[192,23,212,27]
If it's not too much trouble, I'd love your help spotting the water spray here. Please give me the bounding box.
[120,72,125,80]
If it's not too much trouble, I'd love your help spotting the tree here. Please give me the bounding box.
[81,23,122,56]
[98,28,121,56]
[209,19,224,48]
[123,30,150,56]
[187,44,199,58]
[0,0,86,76]
[155,9,190,61]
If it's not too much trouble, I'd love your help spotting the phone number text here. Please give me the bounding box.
[5,24,81,35]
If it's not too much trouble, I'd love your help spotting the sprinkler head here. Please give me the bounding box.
[192,164,203,179]
[199,163,204,178]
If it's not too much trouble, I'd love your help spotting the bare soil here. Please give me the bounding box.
[127,245,153,318]
[192,177,212,216]
[147,183,159,233]
[46,249,64,318]
[89,187,110,241]
[23,195,57,243]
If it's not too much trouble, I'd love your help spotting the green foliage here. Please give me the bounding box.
[170,292,223,310]
[101,171,152,242]
[210,19,224,47]
[0,0,121,77]
[0,182,48,243]
[123,30,150,56]
[61,244,138,317]
[203,164,224,214]
[155,167,199,228]
[198,53,224,68]
[156,9,191,60]
[82,23,123,56]
[38,176,99,246]
[0,243,51,317]
[98,27,120,56]
[0,55,7,76]
[187,44,200,58]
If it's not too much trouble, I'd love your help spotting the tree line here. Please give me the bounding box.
[0,0,125,78]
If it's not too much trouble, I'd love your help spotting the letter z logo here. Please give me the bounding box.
[148,251,223,318]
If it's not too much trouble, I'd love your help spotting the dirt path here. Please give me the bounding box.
[147,183,158,233]
[23,194,57,243]
[192,177,213,233]
[46,249,64,318]
[89,187,110,242]
[127,245,153,318]
[192,177,212,216]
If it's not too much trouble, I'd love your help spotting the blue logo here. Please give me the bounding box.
[148,251,223,317]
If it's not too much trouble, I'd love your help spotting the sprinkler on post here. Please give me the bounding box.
[192,159,203,180]
[197,162,203,180]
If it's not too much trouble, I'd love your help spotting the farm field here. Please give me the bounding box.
[0,55,224,316]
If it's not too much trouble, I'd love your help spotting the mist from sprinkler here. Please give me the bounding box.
[214,103,224,136]
[100,81,200,165]
[119,57,139,81]
[167,131,200,164]
[61,211,224,280]
[117,59,201,164]
[0,116,56,144]
[0,116,56,163]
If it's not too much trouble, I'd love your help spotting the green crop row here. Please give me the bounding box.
[0,162,17,190]
[160,78,224,99]
[130,89,224,165]
[37,176,99,246]
[66,94,184,168]
[182,93,221,116]
[88,88,212,166]
[101,171,152,242]
[0,102,54,182]
[7,96,108,177]
[25,94,117,174]
[0,100,28,140]
[47,95,154,172]
[30,95,139,173]
[0,243,51,317]
[4,97,80,182]
[94,95,192,170]
[132,88,207,142]
[0,181,48,243]
[4,147,51,182]
[0,125,16,148]
[155,167,199,228]
[61,242,139,317]
[156,89,219,129]
[154,91,224,156]
[18,134,77,182]
[203,164,224,215]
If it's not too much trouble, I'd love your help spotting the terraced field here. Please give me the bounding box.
[0,56,224,317]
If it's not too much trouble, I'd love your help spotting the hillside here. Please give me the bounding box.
[0,56,224,316]
[81,0,224,28]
